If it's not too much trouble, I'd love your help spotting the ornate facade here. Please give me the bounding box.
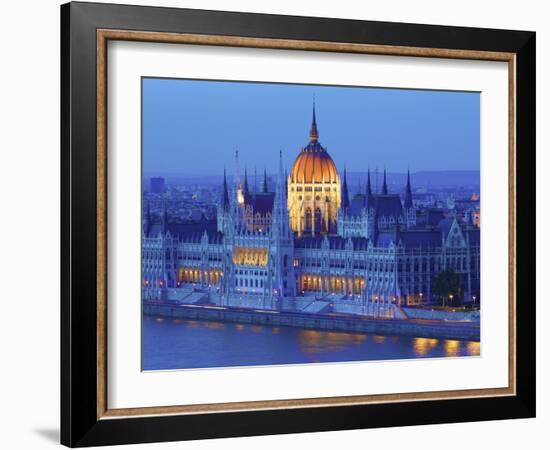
[143,106,480,313]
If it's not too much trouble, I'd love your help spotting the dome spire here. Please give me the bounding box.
[382,167,388,195]
[309,97,319,142]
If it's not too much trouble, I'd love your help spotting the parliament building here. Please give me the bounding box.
[142,106,480,316]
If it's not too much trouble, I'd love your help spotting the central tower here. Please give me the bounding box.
[288,104,341,236]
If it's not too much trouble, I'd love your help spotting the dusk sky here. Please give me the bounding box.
[142,77,480,176]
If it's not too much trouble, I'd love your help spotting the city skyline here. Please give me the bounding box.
[142,78,480,176]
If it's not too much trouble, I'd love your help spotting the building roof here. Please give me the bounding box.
[376,231,397,247]
[247,192,275,215]
[398,230,442,247]
[144,215,217,240]
[289,145,339,184]
[349,194,367,216]
[295,235,370,251]
[374,194,403,218]
[178,230,223,244]
[436,217,455,234]
[426,209,446,227]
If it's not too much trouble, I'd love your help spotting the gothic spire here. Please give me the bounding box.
[234,146,241,191]
[382,168,388,195]
[243,168,249,195]
[263,168,268,193]
[222,168,230,210]
[366,168,373,197]
[404,168,413,208]
[272,148,290,237]
[341,167,350,210]
[309,98,319,142]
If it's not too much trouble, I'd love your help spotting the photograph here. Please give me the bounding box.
[141,78,481,370]
[54,1,536,447]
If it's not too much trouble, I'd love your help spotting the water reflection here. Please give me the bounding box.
[413,337,440,357]
[444,339,461,357]
[142,316,481,370]
[297,330,365,353]
[467,340,481,356]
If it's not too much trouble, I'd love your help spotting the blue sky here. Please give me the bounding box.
[142,78,480,176]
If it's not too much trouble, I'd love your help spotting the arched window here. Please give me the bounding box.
[305,208,312,231]
[314,208,322,233]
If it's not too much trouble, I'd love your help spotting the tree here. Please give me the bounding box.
[432,267,461,307]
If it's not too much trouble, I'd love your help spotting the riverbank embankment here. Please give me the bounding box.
[143,302,480,341]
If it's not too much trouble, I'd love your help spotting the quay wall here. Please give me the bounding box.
[143,302,480,341]
[402,307,480,322]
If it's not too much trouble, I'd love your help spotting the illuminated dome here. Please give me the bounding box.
[289,108,338,184]
[290,145,338,184]
[287,104,341,236]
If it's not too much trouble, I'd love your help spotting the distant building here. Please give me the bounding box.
[142,105,480,312]
[150,177,166,194]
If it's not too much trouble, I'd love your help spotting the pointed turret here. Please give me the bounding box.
[309,100,319,143]
[366,168,374,207]
[366,169,373,196]
[404,168,413,208]
[234,147,240,185]
[243,168,249,196]
[222,168,230,210]
[272,149,290,238]
[285,168,288,197]
[262,168,268,193]
[341,167,350,211]
[382,168,388,195]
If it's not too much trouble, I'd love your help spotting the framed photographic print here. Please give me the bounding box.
[61,1,536,447]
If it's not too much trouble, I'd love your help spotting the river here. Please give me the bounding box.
[142,315,480,370]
